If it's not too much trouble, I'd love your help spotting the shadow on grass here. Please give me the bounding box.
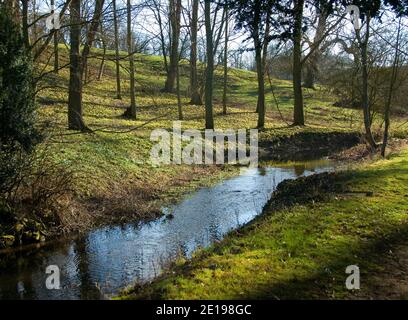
[238,223,408,300]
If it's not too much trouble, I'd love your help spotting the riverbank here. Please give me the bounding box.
[0,127,364,249]
[121,147,408,300]
[0,159,336,299]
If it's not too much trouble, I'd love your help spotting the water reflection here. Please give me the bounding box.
[0,160,334,300]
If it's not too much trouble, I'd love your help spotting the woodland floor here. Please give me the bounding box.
[350,243,408,300]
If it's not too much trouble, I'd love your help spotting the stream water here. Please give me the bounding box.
[0,160,335,300]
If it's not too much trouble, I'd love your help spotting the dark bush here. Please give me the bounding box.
[0,4,41,197]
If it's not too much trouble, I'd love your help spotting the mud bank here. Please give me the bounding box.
[259,131,361,161]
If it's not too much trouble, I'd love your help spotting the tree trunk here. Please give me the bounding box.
[303,6,328,89]
[68,0,105,130]
[382,19,401,157]
[52,0,59,73]
[10,0,20,22]
[98,23,106,80]
[68,0,86,131]
[152,0,168,74]
[125,0,137,119]
[222,4,229,115]
[32,0,37,45]
[189,0,202,105]
[53,30,59,73]
[113,0,122,99]
[22,0,30,48]
[81,0,105,79]
[252,4,268,129]
[292,0,305,126]
[359,16,377,149]
[304,60,317,89]
[164,0,181,93]
[256,12,271,115]
[255,43,265,129]
[204,0,214,130]
[177,61,183,120]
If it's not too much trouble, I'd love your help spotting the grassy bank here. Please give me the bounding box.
[121,147,408,300]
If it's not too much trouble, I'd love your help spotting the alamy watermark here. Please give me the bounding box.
[150,122,258,168]
[45,4,60,31]
[45,265,61,290]
[346,5,361,31]
[345,265,360,290]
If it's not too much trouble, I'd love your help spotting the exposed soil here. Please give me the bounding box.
[352,243,408,300]
[259,131,361,161]
[330,138,408,162]
[268,171,346,209]
[65,165,229,233]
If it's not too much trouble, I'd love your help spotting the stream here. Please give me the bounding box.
[0,160,336,300]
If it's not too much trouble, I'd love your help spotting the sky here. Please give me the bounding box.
[36,0,407,68]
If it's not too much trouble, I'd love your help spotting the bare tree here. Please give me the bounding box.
[33,0,72,62]
[51,0,59,73]
[149,0,169,74]
[97,22,107,80]
[356,15,377,149]
[292,0,305,126]
[255,8,271,129]
[177,60,183,120]
[81,0,105,80]
[68,0,105,130]
[68,0,86,131]
[164,0,181,93]
[222,3,229,115]
[382,18,402,157]
[204,0,214,129]
[189,0,202,105]
[303,4,330,89]
[113,0,122,99]
[124,0,137,119]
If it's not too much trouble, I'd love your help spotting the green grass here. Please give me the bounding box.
[120,149,408,300]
